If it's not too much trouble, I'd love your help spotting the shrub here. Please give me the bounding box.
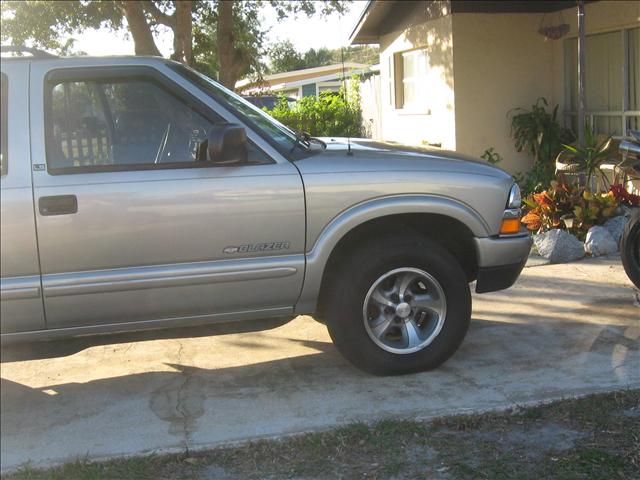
[572,190,618,236]
[267,81,363,138]
[509,97,575,195]
[521,179,583,232]
[521,177,619,240]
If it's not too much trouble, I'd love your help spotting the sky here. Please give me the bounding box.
[72,1,368,57]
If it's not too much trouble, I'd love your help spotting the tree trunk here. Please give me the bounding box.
[120,1,162,56]
[172,1,193,64]
[217,0,243,89]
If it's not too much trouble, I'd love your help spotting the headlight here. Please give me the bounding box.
[507,183,521,209]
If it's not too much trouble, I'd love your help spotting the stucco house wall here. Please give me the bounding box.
[452,12,554,174]
[378,4,456,150]
[361,0,639,175]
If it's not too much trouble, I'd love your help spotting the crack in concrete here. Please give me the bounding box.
[170,340,206,457]
[174,340,191,454]
[148,340,204,454]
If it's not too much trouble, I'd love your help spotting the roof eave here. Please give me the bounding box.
[348,1,379,45]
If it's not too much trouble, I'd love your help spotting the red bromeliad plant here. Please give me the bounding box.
[609,184,640,207]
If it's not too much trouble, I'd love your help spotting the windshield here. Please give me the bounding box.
[169,63,307,154]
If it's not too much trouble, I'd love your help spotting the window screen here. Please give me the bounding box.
[564,28,640,136]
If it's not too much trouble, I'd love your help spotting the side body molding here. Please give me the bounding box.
[296,195,489,313]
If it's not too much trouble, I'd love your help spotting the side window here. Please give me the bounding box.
[1,74,7,176]
[47,77,271,173]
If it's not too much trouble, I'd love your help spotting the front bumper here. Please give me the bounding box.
[473,234,532,293]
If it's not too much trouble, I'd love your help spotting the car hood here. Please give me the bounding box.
[296,137,512,180]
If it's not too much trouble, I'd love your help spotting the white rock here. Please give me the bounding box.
[603,216,628,245]
[584,226,618,256]
[533,229,585,263]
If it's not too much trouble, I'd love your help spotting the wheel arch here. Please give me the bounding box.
[296,195,486,315]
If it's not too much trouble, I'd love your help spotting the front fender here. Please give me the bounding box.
[295,194,490,314]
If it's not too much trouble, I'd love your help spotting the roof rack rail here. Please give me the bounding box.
[0,45,57,58]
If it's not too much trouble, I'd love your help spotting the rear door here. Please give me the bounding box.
[29,60,305,330]
[0,61,46,334]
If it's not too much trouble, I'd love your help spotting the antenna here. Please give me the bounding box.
[339,17,353,156]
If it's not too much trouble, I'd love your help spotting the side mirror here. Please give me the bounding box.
[202,123,247,165]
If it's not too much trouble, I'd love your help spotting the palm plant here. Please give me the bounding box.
[558,123,612,192]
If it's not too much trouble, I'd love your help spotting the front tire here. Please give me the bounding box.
[324,233,471,375]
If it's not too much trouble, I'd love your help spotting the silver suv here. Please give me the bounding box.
[0,53,532,374]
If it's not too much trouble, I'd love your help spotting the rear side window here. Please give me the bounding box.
[46,77,271,174]
[1,74,7,176]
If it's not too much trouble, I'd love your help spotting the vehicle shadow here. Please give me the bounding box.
[0,315,293,363]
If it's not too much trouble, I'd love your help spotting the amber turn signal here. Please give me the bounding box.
[499,218,521,235]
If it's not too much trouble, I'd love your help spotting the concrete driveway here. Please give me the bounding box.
[1,256,638,472]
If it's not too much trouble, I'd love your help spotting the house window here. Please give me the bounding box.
[317,82,342,94]
[564,27,640,137]
[395,48,428,109]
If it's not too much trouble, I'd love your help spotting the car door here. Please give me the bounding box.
[29,61,305,330]
[0,62,47,334]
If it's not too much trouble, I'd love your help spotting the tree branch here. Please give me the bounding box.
[142,1,176,28]
[119,1,162,56]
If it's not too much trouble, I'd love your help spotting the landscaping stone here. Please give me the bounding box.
[533,229,585,263]
[603,215,628,245]
[584,226,618,256]
[621,205,638,218]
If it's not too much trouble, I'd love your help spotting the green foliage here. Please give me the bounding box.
[267,41,379,74]
[512,161,555,196]
[267,40,307,73]
[1,0,352,86]
[558,122,612,192]
[192,1,267,81]
[1,0,122,53]
[480,147,502,165]
[509,97,575,194]
[268,81,363,137]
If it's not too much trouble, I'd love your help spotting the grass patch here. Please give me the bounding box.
[4,389,639,480]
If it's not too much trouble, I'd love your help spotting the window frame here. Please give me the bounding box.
[1,72,8,176]
[44,66,274,175]
[316,81,342,95]
[393,47,430,112]
[563,27,640,138]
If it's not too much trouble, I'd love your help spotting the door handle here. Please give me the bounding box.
[39,195,78,216]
